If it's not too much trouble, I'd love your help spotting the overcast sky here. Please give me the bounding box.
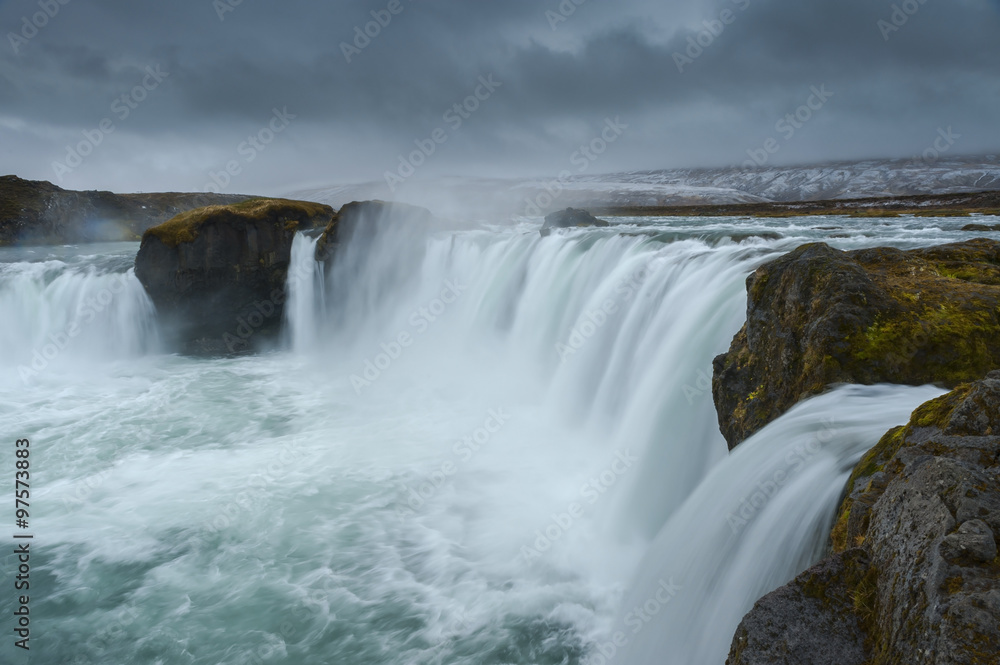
[1,0,998,195]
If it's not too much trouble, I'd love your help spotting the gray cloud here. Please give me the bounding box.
[0,0,997,194]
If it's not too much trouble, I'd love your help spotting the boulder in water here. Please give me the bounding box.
[539,208,609,237]
[134,198,334,354]
[962,222,1000,232]
[713,239,1000,449]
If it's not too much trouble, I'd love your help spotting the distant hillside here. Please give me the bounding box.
[0,176,255,246]
[292,155,1000,218]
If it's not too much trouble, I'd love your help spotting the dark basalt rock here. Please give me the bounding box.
[713,239,1000,449]
[134,198,334,355]
[727,550,873,665]
[539,208,609,237]
[314,199,435,263]
[730,376,1000,665]
[0,174,254,246]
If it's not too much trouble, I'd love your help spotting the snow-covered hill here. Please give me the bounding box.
[290,156,1000,218]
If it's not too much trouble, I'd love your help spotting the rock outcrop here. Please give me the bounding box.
[713,239,1000,449]
[963,223,1000,232]
[314,199,435,263]
[0,175,253,246]
[539,208,609,237]
[728,374,1000,664]
[134,198,334,354]
[728,549,874,665]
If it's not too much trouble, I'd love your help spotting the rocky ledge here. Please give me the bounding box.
[713,238,1000,449]
[134,198,334,354]
[314,199,435,263]
[0,175,254,246]
[728,373,1000,665]
[539,208,609,237]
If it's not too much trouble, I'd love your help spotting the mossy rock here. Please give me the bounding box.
[314,199,436,263]
[713,239,1000,448]
[539,208,610,237]
[144,198,334,248]
[727,549,873,665]
[135,198,334,355]
[734,377,1000,665]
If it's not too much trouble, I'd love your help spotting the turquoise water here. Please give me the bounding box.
[0,214,994,664]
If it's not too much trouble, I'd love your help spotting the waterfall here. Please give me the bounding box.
[284,233,325,352]
[0,255,158,386]
[0,216,968,665]
[609,383,944,665]
[306,222,797,541]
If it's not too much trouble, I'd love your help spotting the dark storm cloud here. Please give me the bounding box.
[0,0,997,193]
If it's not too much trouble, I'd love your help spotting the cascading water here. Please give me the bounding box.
[284,234,325,352]
[0,244,158,388]
[0,215,977,664]
[609,383,945,665]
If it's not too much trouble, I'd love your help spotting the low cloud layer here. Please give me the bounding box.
[1,0,997,195]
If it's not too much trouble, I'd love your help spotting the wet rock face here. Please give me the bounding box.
[134,198,334,355]
[730,376,1000,665]
[314,200,435,263]
[727,550,873,665]
[836,375,1000,664]
[962,223,1000,232]
[539,208,609,236]
[713,239,1000,449]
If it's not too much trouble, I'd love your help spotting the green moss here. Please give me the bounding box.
[749,271,770,301]
[830,506,852,552]
[832,427,905,553]
[934,264,1000,286]
[911,385,973,428]
[943,575,964,594]
[853,563,882,660]
[145,198,334,248]
[853,427,904,490]
[849,301,1000,386]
